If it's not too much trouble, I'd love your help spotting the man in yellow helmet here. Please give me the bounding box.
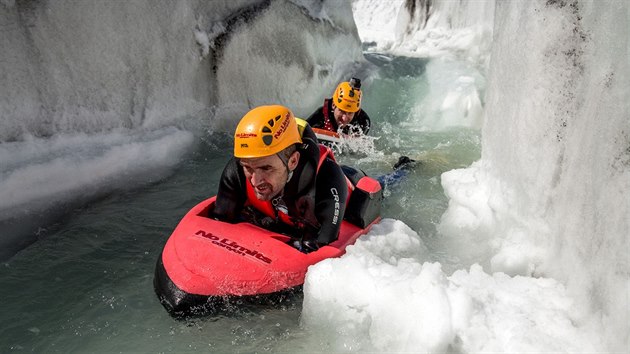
[306,77,371,136]
[212,105,349,253]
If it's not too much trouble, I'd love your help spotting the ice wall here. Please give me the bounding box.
[396,0,495,32]
[210,0,364,129]
[0,0,220,141]
[353,0,494,65]
[439,0,629,350]
[0,0,364,141]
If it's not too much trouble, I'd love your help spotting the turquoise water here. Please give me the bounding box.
[0,54,481,353]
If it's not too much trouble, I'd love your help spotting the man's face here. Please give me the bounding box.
[239,154,289,201]
[333,106,356,127]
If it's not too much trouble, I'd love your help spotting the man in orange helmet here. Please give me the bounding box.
[212,105,349,253]
[307,77,371,136]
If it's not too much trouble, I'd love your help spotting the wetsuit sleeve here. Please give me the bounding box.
[313,157,348,244]
[306,106,325,129]
[358,109,371,135]
[212,158,247,222]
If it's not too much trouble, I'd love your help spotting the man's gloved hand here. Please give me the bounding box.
[240,206,274,227]
[291,239,321,254]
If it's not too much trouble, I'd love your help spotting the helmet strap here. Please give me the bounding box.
[278,148,299,183]
[277,152,294,183]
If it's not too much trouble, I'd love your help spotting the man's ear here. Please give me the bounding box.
[288,151,300,171]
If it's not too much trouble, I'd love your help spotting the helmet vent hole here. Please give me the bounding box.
[262,135,273,146]
[262,126,272,133]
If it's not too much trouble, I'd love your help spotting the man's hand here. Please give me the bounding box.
[240,206,274,227]
[291,239,321,254]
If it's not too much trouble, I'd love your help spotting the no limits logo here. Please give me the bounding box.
[195,230,272,264]
[261,112,291,146]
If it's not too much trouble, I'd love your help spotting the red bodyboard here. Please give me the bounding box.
[162,197,379,296]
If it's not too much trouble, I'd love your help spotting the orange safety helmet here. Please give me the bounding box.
[234,105,302,158]
[333,80,362,113]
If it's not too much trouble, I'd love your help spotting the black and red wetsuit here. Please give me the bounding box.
[212,124,349,245]
[306,98,371,136]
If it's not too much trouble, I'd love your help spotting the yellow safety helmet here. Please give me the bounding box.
[234,105,302,158]
[333,81,362,113]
